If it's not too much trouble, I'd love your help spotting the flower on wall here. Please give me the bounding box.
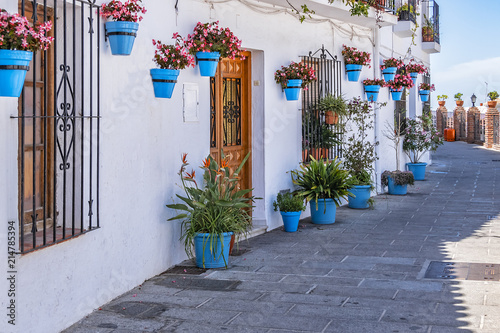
[152,36,195,70]
[274,61,317,89]
[100,0,147,22]
[386,73,414,91]
[185,21,244,59]
[380,57,404,71]
[341,45,371,66]
[0,9,54,51]
[405,60,428,74]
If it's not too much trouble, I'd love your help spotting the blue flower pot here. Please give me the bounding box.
[0,50,33,97]
[196,51,220,77]
[407,162,427,181]
[382,67,397,81]
[280,211,301,232]
[194,232,233,268]
[346,64,362,82]
[387,176,407,195]
[390,89,403,101]
[348,185,372,209]
[419,90,430,102]
[310,199,336,224]
[150,68,180,98]
[410,72,418,85]
[284,79,302,101]
[105,21,139,56]
[364,85,380,102]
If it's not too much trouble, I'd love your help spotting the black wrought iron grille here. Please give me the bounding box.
[422,74,431,115]
[301,46,342,163]
[222,78,242,146]
[210,78,216,148]
[432,1,440,44]
[375,0,396,14]
[396,0,417,23]
[17,0,101,253]
[395,88,407,134]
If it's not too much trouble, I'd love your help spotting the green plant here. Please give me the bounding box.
[342,98,379,186]
[454,93,463,101]
[396,3,418,17]
[381,170,415,186]
[488,91,499,101]
[318,94,348,117]
[273,192,306,212]
[291,157,352,209]
[403,115,443,163]
[275,61,317,89]
[423,14,434,29]
[320,124,341,149]
[166,152,255,267]
[437,95,448,101]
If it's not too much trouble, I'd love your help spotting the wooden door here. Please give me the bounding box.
[18,2,54,234]
[210,53,252,192]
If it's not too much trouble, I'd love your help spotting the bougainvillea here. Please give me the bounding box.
[100,0,147,22]
[341,45,371,66]
[274,61,317,89]
[185,21,244,59]
[0,9,54,51]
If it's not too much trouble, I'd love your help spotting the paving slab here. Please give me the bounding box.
[63,142,500,333]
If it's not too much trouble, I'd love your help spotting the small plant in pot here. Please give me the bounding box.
[342,45,371,82]
[437,94,448,107]
[402,114,443,181]
[343,97,380,209]
[291,157,352,224]
[454,93,464,107]
[166,153,254,269]
[418,83,435,102]
[273,192,306,232]
[487,91,499,108]
[380,57,404,82]
[317,94,347,125]
[382,113,414,195]
[274,61,316,101]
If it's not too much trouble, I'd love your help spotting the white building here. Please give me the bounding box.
[0,0,440,332]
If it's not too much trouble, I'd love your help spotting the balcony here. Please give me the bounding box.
[393,0,417,37]
[422,0,441,53]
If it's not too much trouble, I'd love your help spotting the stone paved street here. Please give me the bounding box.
[64,142,500,333]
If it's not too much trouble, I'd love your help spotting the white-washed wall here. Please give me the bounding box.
[0,1,432,332]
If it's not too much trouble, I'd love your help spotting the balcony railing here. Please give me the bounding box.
[422,0,440,44]
[371,0,396,14]
[395,0,417,24]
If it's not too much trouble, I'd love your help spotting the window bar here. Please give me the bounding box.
[42,0,48,246]
[19,0,26,253]
[61,0,68,239]
[72,0,76,235]
[52,0,58,245]
[97,6,101,228]
[80,0,85,233]
[31,0,38,249]
[89,2,94,230]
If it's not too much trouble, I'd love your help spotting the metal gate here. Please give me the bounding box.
[301,46,342,163]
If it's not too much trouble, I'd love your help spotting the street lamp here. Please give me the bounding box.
[471,94,477,107]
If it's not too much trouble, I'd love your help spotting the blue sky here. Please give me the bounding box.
[430,0,500,108]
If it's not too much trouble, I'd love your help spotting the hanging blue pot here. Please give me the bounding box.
[382,67,397,81]
[409,72,418,85]
[150,68,180,99]
[310,198,336,224]
[0,50,33,98]
[364,85,381,102]
[419,90,430,102]
[390,89,403,101]
[387,176,407,195]
[407,162,427,181]
[348,185,372,209]
[284,79,302,101]
[105,21,139,56]
[345,64,362,82]
[280,211,301,232]
[196,51,220,77]
[194,232,233,268]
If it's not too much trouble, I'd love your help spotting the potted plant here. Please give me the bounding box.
[343,98,379,209]
[318,124,341,159]
[0,9,54,97]
[274,61,316,101]
[185,21,244,77]
[363,78,386,102]
[341,45,371,82]
[402,114,443,180]
[380,57,403,82]
[422,14,434,42]
[405,60,427,85]
[150,37,194,99]
[386,74,414,101]
[291,157,352,224]
[396,2,417,21]
[317,94,347,124]
[454,93,464,107]
[273,192,306,232]
[101,0,147,55]
[166,153,254,268]
[437,94,448,107]
[487,91,499,108]
[418,83,434,102]
[382,114,414,195]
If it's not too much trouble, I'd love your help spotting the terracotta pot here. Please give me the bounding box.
[487,101,498,108]
[422,27,434,42]
[325,111,339,125]
[229,234,235,255]
[456,101,464,107]
[438,101,445,107]
[310,148,328,160]
[302,149,309,161]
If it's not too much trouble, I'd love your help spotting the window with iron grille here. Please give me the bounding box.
[301,46,342,163]
[395,88,407,135]
[16,0,101,253]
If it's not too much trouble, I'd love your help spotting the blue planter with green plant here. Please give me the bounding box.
[274,192,305,232]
